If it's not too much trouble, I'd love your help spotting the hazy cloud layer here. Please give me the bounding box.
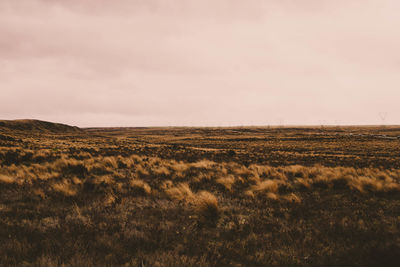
[1,0,399,126]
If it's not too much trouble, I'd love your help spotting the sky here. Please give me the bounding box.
[1,0,399,127]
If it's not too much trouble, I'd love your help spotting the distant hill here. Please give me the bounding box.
[0,119,82,133]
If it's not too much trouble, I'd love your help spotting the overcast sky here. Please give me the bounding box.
[1,0,399,127]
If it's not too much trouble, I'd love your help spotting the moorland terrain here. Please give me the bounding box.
[0,119,399,266]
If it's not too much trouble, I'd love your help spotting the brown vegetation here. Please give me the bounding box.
[0,121,399,266]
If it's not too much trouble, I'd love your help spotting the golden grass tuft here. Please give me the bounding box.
[103,157,118,169]
[170,161,189,173]
[32,188,46,199]
[233,166,252,176]
[65,203,93,226]
[193,172,213,183]
[295,178,311,190]
[164,183,194,201]
[249,164,274,178]
[152,166,170,176]
[0,174,15,184]
[266,192,279,200]
[91,175,114,185]
[129,179,151,195]
[244,190,255,198]
[52,180,78,196]
[251,179,279,193]
[193,191,220,224]
[245,179,280,198]
[104,192,117,206]
[135,164,149,177]
[283,193,301,203]
[190,160,215,169]
[216,175,236,191]
[161,180,173,190]
[38,171,60,181]
[383,182,400,193]
[248,172,261,184]
[72,176,83,185]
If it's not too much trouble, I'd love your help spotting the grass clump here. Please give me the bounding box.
[129,179,151,195]
[216,175,236,191]
[164,183,194,201]
[0,174,15,184]
[52,180,78,196]
[193,191,220,225]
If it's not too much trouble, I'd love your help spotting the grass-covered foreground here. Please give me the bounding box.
[0,120,399,266]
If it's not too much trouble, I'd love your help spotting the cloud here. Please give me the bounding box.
[0,0,399,126]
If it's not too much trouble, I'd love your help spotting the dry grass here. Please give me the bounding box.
[0,174,15,184]
[193,191,219,224]
[266,192,279,200]
[32,188,46,199]
[129,179,151,195]
[1,149,398,198]
[190,159,215,169]
[152,165,170,176]
[1,123,400,266]
[251,179,279,193]
[135,164,149,177]
[52,180,78,196]
[282,193,301,203]
[164,183,194,201]
[216,175,236,191]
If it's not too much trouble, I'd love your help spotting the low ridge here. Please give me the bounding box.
[0,119,82,133]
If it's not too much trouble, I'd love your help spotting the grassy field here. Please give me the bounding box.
[0,120,399,266]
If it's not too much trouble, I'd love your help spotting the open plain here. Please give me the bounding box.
[0,120,399,266]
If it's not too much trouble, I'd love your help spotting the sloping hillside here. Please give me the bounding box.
[0,119,82,133]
